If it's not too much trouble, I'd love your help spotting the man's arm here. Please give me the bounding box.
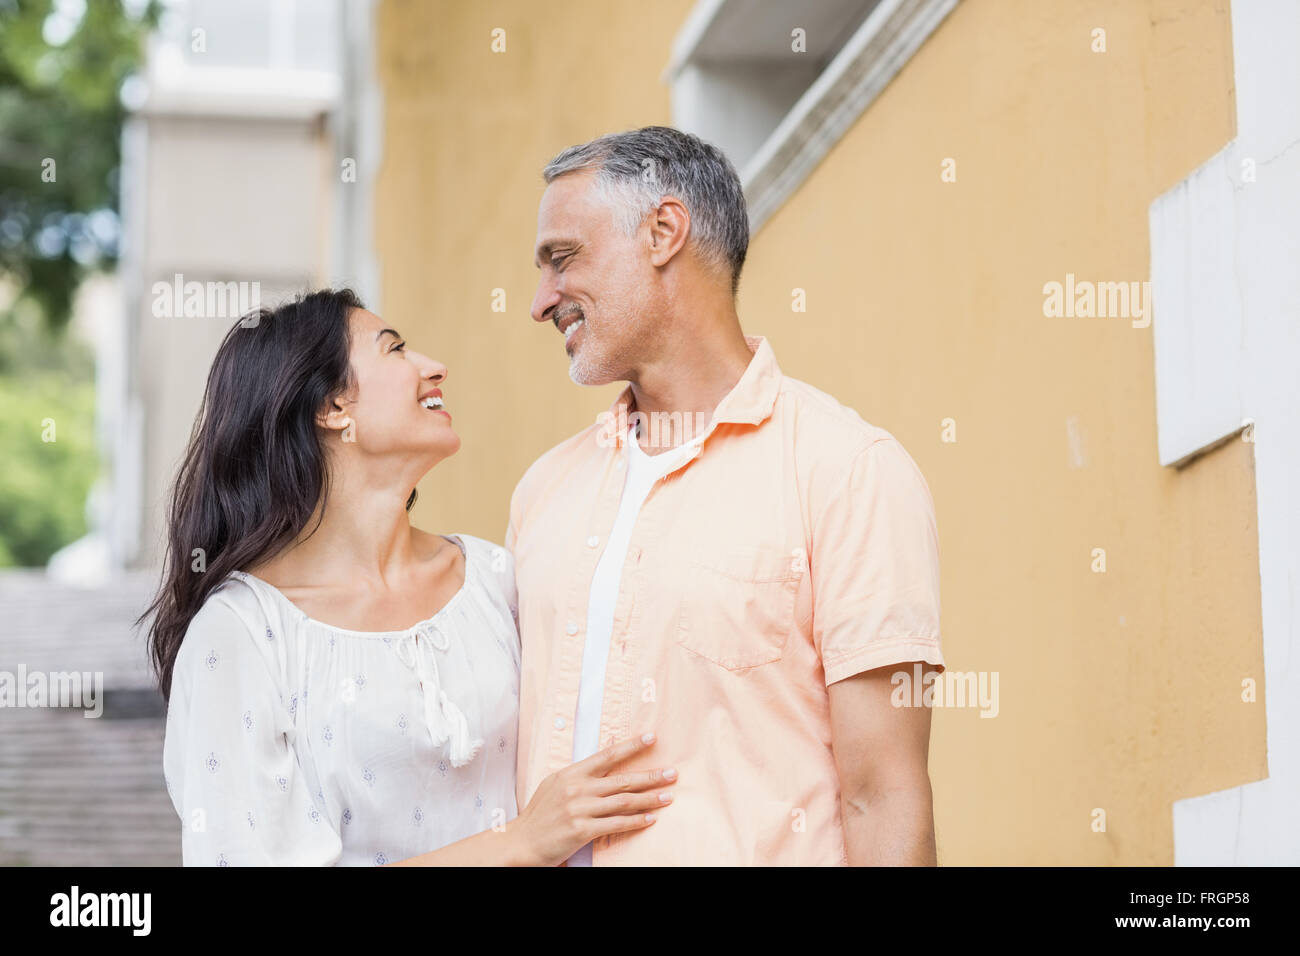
[827,662,940,866]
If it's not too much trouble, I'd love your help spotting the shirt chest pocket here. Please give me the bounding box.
[675,545,805,671]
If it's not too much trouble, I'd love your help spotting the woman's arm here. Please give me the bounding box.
[386,816,534,866]
[387,733,674,866]
[164,596,344,866]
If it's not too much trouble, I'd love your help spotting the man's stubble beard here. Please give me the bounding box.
[568,333,623,386]
[568,308,636,387]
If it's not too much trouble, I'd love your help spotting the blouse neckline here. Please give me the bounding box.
[230,534,472,639]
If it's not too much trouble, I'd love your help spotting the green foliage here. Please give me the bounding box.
[0,361,99,568]
[0,1,155,565]
[0,0,160,331]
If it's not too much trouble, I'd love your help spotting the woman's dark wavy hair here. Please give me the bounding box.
[139,288,418,703]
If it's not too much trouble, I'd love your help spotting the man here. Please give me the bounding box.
[505,126,945,866]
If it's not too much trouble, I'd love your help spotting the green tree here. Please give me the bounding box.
[0,371,97,566]
[0,0,158,565]
[0,0,160,330]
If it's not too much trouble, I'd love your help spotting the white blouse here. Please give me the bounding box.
[162,533,521,866]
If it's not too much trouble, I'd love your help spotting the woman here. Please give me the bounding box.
[142,288,674,866]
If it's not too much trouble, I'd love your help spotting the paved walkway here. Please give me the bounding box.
[0,570,180,865]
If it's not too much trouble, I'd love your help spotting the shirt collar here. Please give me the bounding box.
[598,335,782,450]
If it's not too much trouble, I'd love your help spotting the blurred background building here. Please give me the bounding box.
[112,0,352,571]
[0,0,1296,865]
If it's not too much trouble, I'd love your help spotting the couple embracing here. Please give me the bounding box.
[150,126,946,867]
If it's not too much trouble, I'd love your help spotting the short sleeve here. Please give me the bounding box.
[162,593,343,866]
[485,538,519,628]
[504,477,522,554]
[811,437,945,686]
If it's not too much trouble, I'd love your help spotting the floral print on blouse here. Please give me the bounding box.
[162,534,521,866]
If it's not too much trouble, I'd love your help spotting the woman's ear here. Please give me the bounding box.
[317,393,353,435]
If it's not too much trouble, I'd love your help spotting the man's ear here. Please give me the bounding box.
[647,195,691,269]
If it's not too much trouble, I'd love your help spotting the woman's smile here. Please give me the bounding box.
[418,386,450,422]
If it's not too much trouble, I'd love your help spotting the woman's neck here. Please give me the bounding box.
[254,460,424,589]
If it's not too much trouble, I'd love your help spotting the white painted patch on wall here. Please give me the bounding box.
[1151,0,1300,865]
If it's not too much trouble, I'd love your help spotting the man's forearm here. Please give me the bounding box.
[841,782,938,866]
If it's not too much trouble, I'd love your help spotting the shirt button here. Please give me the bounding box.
[586,535,599,548]
[554,717,566,730]
[566,621,579,635]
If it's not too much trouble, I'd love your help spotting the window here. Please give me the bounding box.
[667,0,958,230]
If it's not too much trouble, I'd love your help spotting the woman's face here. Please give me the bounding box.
[329,307,460,465]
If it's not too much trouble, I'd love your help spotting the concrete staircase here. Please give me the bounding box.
[0,570,180,865]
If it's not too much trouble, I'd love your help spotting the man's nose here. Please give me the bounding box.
[530,275,561,325]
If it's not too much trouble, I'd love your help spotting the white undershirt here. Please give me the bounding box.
[566,423,702,866]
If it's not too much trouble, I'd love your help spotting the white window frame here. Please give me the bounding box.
[666,0,960,231]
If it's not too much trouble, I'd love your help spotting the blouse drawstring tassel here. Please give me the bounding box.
[438,689,483,767]
[411,623,483,768]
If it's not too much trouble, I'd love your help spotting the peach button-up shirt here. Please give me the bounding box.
[505,335,944,865]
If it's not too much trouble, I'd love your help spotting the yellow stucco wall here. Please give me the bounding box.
[374,0,696,539]
[375,0,1265,864]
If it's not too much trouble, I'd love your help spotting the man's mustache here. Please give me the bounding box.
[553,304,584,329]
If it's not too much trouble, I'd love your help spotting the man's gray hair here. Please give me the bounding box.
[542,126,749,296]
